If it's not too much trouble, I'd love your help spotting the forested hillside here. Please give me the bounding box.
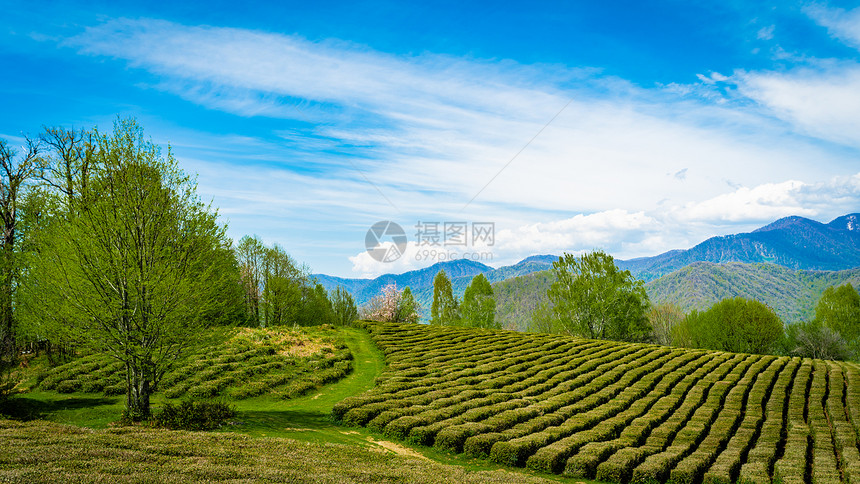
[493,262,860,330]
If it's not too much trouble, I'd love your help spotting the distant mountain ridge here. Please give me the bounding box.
[314,255,558,310]
[618,213,860,281]
[317,213,860,321]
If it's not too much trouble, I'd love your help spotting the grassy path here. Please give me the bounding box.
[227,327,387,445]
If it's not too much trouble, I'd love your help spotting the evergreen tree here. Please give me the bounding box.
[460,273,497,328]
[431,269,458,325]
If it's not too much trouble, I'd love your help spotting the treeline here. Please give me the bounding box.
[234,235,357,328]
[526,250,860,361]
[354,269,499,329]
[0,119,359,419]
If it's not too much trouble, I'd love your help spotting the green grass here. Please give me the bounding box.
[1,326,600,483]
[0,418,567,484]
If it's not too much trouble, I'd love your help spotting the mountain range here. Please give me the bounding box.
[617,213,860,281]
[315,213,860,321]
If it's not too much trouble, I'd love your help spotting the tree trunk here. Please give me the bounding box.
[125,361,152,420]
[0,232,15,359]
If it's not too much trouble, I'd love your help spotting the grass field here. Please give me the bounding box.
[0,418,564,483]
[1,326,579,483]
[335,321,860,484]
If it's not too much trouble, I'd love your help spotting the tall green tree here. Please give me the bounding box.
[460,273,497,329]
[431,269,458,325]
[548,250,651,341]
[235,235,267,326]
[260,245,305,326]
[815,283,860,350]
[648,303,685,346]
[330,287,359,326]
[300,283,335,326]
[0,136,40,363]
[397,287,420,324]
[24,119,238,419]
[672,297,784,354]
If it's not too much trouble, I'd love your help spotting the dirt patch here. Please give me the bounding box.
[311,393,322,400]
[339,430,360,435]
[282,427,316,432]
[232,327,336,358]
[367,437,429,460]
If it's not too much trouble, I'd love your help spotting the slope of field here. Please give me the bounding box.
[34,326,353,402]
[335,321,860,483]
[0,419,558,484]
[492,262,860,330]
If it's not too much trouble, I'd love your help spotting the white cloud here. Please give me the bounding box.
[62,17,860,276]
[757,25,775,41]
[493,210,656,255]
[735,64,860,148]
[805,4,860,50]
[673,180,815,222]
[673,174,860,224]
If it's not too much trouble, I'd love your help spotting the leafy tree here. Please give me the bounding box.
[235,235,267,325]
[0,136,40,363]
[528,301,558,334]
[548,251,651,342]
[260,244,306,326]
[397,287,420,324]
[460,273,497,329]
[300,283,335,326]
[648,303,685,346]
[672,297,784,354]
[784,320,851,361]
[815,283,860,350]
[330,287,359,326]
[23,118,237,419]
[431,269,459,326]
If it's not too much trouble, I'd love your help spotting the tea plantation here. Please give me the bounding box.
[334,321,860,484]
[35,326,353,402]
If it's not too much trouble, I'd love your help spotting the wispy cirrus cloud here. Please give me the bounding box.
[60,15,860,276]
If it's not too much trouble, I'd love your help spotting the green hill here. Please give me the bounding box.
[337,321,860,483]
[492,262,860,329]
[34,326,354,401]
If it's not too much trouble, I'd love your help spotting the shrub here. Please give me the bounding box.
[153,399,236,431]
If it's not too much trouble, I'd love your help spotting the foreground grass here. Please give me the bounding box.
[0,419,563,484]
[1,328,584,482]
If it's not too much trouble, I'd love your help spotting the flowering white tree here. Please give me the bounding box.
[360,283,420,323]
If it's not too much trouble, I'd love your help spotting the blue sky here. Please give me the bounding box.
[3,1,860,277]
